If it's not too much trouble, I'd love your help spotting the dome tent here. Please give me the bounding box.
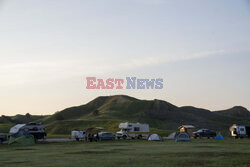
[9,135,35,146]
[148,134,163,141]
[215,134,224,140]
[175,132,191,142]
[8,130,35,146]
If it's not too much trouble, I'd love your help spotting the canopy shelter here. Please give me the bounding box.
[179,125,195,137]
[85,127,104,142]
[85,127,104,135]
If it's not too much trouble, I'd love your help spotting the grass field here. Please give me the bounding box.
[1,139,250,167]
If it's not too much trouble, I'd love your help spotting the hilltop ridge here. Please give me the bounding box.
[0,95,249,135]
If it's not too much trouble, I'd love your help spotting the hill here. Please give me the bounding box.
[214,106,250,117]
[0,95,250,136]
[39,95,250,135]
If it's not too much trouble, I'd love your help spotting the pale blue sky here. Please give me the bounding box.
[0,0,250,115]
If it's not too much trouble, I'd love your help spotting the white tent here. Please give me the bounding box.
[166,132,177,140]
[148,134,163,141]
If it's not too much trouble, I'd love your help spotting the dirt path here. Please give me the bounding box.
[38,138,75,143]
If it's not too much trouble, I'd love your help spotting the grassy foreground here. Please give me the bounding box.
[1,139,250,167]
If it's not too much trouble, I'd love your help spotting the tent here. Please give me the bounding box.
[166,132,177,140]
[148,134,163,141]
[9,135,35,146]
[8,131,35,146]
[179,125,195,137]
[175,132,191,142]
[215,134,224,140]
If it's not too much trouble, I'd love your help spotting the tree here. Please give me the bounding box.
[25,113,31,119]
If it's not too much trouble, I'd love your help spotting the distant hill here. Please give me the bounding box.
[0,95,250,136]
[214,106,250,117]
[0,114,46,124]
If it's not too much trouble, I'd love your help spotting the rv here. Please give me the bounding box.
[71,130,86,141]
[9,122,46,140]
[116,122,149,139]
[229,124,250,138]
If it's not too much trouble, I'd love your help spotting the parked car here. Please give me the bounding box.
[97,132,115,141]
[193,129,216,139]
[0,133,7,144]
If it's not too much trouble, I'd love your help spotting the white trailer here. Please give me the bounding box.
[229,124,250,138]
[71,130,86,141]
[116,122,149,139]
[9,123,46,140]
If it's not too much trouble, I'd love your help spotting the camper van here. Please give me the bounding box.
[116,122,149,139]
[9,123,46,140]
[229,124,250,138]
[71,130,86,141]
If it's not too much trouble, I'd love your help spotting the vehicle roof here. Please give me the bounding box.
[179,125,195,129]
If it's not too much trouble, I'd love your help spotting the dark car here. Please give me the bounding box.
[193,129,216,139]
[0,134,7,144]
[97,132,115,141]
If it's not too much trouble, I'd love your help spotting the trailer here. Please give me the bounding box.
[229,124,250,138]
[71,130,86,141]
[9,122,46,140]
[116,122,149,139]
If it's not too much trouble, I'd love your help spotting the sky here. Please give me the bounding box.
[0,0,250,115]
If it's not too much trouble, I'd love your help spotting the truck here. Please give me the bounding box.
[116,122,149,140]
[71,130,86,141]
[229,124,250,138]
[9,122,46,140]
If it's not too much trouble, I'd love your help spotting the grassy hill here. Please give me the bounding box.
[1,95,250,136]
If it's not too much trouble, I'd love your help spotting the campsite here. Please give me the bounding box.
[1,95,250,166]
[1,0,250,166]
[1,139,250,167]
[1,121,250,167]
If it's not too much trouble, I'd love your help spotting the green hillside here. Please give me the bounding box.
[1,95,250,136]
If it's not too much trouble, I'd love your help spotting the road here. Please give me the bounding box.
[1,138,76,145]
[38,138,75,143]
